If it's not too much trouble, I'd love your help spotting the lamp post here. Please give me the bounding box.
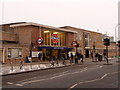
[93,37,96,62]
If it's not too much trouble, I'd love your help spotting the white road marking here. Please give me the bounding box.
[15,84,23,87]
[99,66,103,68]
[17,71,69,83]
[68,71,119,90]
[15,67,88,86]
[101,74,107,79]
[7,82,13,85]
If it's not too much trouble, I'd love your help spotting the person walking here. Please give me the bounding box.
[38,52,42,61]
[103,52,107,61]
[78,52,84,63]
[68,52,72,64]
[91,51,94,62]
[95,53,98,62]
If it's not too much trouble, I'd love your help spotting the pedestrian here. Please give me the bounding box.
[71,52,73,63]
[38,52,42,61]
[68,52,72,64]
[95,53,98,61]
[78,52,84,63]
[103,52,107,61]
[91,51,94,62]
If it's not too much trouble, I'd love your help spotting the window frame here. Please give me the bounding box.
[7,47,23,59]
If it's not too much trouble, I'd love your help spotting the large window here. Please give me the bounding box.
[7,48,22,59]
[42,29,66,46]
[84,33,90,47]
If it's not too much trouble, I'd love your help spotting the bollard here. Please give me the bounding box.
[10,62,14,72]
[19,61,23,70]
[38,60,40,69]
[51,59,54,67]
[28,57,32,69]
[30,61,32,69]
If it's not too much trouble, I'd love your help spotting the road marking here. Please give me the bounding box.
[7,82,13,85]
[99,66,103,68]
[17,77,37,83]
[16,84,23,87]
[68,71,119,90]
[101,74,107,79]
[17,71,69,83]
[15,67,88,86]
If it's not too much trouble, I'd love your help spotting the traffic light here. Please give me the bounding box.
[103,38,110,46]
[75,43,79,47]
[118,40,120,47]
[71,41,79,47]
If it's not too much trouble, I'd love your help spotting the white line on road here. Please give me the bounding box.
[15,84,23,87]
[15,67,88,87]
[7,82,13,85]
[68,71,119,90]
[101,74,107,79]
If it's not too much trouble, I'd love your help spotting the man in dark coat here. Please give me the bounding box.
[38,53,42,61]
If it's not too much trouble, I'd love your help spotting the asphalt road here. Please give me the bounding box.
[2,59,120,90]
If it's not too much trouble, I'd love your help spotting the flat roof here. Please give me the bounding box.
[60,26,103,35]
[10,22,78,33]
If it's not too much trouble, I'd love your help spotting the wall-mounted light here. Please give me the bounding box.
[44,31,50,33]
[53,32,58,34]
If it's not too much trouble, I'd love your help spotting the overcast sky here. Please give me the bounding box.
[0,0,119,38]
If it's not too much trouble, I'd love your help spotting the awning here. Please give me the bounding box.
[38,46,73,50]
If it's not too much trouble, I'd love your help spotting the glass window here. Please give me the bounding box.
[42,29,66,46]
[7,48,22,59]
[84,33,90,47]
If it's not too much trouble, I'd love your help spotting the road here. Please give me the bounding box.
[2,59,120,90]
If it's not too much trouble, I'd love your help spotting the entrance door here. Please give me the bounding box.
[85,49,89,58]
[0,49,3,63]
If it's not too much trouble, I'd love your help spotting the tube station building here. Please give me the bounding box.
[0,22,117,64]
[0,22,77,63]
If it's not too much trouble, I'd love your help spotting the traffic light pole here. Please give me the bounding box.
[106,45,109,64]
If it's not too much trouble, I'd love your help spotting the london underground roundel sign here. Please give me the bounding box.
[37,37,43,45]
[51,34,59,43]
[71,41,76,47]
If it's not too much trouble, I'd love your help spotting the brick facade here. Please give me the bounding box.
[61,26,117,58]
[0,22,76,63]
[0,22,117,63]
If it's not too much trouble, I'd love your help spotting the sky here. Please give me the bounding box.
[0,0,119,39]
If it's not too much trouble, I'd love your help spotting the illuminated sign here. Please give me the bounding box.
[37,37,43,45]
[51,34,59,43]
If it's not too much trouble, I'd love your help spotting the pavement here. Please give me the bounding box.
[1,58,118,76]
